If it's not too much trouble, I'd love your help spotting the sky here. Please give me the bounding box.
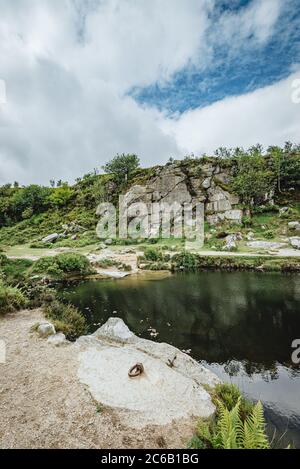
[0,0,299,185]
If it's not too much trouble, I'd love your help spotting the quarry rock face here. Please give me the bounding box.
[76,318,220,428]
[120,162,244,227]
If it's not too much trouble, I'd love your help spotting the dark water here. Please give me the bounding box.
[60,271,300,448]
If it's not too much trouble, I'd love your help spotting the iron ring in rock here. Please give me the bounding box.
[128,363,144,378]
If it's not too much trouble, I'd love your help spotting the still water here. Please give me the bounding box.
[60,271,300,448]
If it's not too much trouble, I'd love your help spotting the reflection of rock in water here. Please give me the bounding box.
[264,404,300,449]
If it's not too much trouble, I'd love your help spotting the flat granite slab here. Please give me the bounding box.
[76,318,220,428]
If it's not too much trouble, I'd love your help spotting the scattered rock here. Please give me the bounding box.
[279,207,289,216]
[222,235,237,252]
[97,243,107,250]
[37,323,56,338]
[42,233,59,244]
[289,237,300,250]
[288,222,300,232]
[47,333,67,347]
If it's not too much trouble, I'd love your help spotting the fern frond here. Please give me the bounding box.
[243,401,270,449]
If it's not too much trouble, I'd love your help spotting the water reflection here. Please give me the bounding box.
[60,271,300,447]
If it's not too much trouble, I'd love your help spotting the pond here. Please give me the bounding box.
[60,271,300,448]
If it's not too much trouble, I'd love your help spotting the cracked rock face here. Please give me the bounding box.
[76,318,220,429]
[120,162,243,227]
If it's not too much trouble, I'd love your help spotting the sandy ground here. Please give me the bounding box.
[0,309,195,449]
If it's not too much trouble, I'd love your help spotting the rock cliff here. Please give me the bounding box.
[123,160,244,226]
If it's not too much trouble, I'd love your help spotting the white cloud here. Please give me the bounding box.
[217,0,282,47]
[162,72,300,155]
[0,0,297,185]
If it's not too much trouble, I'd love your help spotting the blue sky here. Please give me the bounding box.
[132,0,300,113]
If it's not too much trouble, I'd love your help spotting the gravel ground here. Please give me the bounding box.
[0,309,194,449]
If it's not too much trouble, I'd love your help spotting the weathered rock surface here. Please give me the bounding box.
[76,318,220,428]
[288,221,300,232]
[37,322,56,338]
[119,162,244,228]
[42,233,59,244]
[247,241,288,250]
[47,332,67,346]
[289,237,300,250]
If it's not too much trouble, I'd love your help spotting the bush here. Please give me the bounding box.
[213,383,254,420]
[44,300,88,340]
[0,282,26,315]
[143,247,162,262]
[33,253,93,278]
[264,230,275,239]
[171,252,198,271]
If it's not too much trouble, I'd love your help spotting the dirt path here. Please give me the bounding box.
[0,310,194,449]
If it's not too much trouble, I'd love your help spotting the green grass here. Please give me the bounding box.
[0,281,26,315]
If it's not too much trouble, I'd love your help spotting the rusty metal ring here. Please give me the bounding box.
[128,363,144,378]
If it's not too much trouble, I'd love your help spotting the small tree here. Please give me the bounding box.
[102,154,140,183]
[232,154,275,206]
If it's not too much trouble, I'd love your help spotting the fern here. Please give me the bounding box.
[213,398,270,449]
[243,401,270,449]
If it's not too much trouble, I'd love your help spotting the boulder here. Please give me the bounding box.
[105,239,113,246]
[42,233,59,244]
[223,235,238,252]
[288,222,300,232]
[247,231,254,241]
[76,318,220,428]
[37,323,56,338]
[279,207,289,216]
[47,333,67,346]
[289,237,300,250]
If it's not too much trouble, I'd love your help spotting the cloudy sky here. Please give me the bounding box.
[0,0,299,185]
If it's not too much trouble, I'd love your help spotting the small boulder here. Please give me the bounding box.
[37,323,56,338]
[42,233,59,244]
[105,239,113,246]
[279,207,289,216]
[289,237,300,250]
[47,333,67,346]
[222,235,237,252]
[247,231,254,241]
[288,222,300,232]
[93,317,135,343]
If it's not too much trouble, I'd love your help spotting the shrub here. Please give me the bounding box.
[171,252,198,271]
[44,300,87,340]
[0,282,26,315]
[264,230,275,239]
[33,253,93,278]
[143,247,162,262]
